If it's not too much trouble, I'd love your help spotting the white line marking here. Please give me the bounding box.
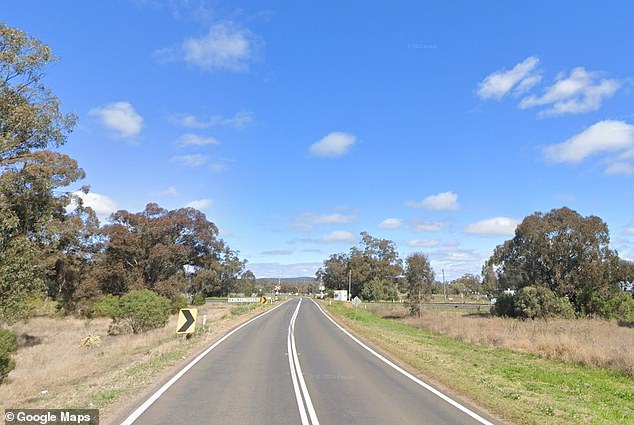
[288,300,310,425]
[120,301,288,425]
[290,299,320,425]
[310,299,495,425]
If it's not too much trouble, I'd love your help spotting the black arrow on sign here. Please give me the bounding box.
[178,310,195,333]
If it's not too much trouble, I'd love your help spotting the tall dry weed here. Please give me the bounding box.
[400,310,634,376]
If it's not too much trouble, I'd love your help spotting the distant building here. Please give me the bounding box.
[333,290,348,301]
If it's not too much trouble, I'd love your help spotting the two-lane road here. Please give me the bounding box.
[123,299,503,425]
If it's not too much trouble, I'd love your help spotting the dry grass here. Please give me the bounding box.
[0,302,268,423]
[366,304,634,376]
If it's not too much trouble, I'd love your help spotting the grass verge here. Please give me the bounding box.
[325,302,634,425]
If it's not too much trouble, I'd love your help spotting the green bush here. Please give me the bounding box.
[590,292,634,321]
[192,293,206,306]
[92,294,120,318]
[515,287,542,319]
[491,293,515,317]
[170,295,188,314]
[0,327,17,384]
[115,290,171,334]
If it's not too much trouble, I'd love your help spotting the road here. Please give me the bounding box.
[122,298,504,425]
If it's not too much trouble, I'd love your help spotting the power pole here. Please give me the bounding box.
[442,269,446,300]
[348,269,352,301]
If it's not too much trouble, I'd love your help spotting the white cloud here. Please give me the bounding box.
[176,133,220,147]
[186,199,212,210]
[291,212,356,232]
[378,218,402,229]
[320,231,356,243]
[309,132,356,157]
[89,102,143,138]
[407,239,439,248]
[605,162,634,176]
[625,224,634,235]
[464,217,520,237]
[543,121,634,173]
[174,111,253,129]
[520,67,619,116]
[71,191,117,220]
[156,23,258,72]
[410,219,450,233]
[170,154,209,167]
[477,56,540,100]
[405,191,459,211]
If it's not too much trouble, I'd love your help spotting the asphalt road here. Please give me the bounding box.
[123,299,504,425]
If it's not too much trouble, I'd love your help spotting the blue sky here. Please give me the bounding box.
[4,1,634,279]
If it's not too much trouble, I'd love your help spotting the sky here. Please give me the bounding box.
[4,1,634,280]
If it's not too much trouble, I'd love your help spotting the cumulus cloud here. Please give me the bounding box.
[170,154,209,167]
[89,102,143,138]
[378,218,402,229]
[70,191,117,221]
[309,132,356,157]
[405,191,459,211]
[176,133,220,147]
[477,56,541,100]
[155,23,258,72]
[520,67,619,116]
[625,224,634,235]
[543,120,634,174]
[185,199,212,210]
[464,217,520,237]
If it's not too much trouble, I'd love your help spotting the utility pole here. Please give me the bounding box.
[348,269,352,301]
[442,269,446,301]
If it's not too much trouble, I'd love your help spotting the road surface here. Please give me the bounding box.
[122,298,504,425]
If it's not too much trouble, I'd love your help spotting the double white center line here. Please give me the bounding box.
[288,299,320,425]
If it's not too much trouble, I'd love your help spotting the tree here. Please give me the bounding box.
[317,232,403,299]
[94,203,245,299]
[405,253,434,317]
[1,24,86,321]
[488,207,622,315]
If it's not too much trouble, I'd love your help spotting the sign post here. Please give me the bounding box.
[351,296,362,320]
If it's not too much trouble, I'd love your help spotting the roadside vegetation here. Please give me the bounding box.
[326,302,634,425]
[0,300,270,424]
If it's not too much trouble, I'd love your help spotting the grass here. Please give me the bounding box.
[326,302,634,425]
[0,301,270,424]
[365,303,634,376]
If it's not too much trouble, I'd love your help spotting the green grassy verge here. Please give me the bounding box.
[326,303,634,425]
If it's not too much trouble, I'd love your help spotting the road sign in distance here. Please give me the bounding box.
[352,296,362,307]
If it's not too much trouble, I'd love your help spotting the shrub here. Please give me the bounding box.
[115,290,171,334]
[192,293,206,306]
[92,294,120,318]
[0,327,17,384]
[515,287,542,319]
[170,295,188,314]
[491,293,515,317]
